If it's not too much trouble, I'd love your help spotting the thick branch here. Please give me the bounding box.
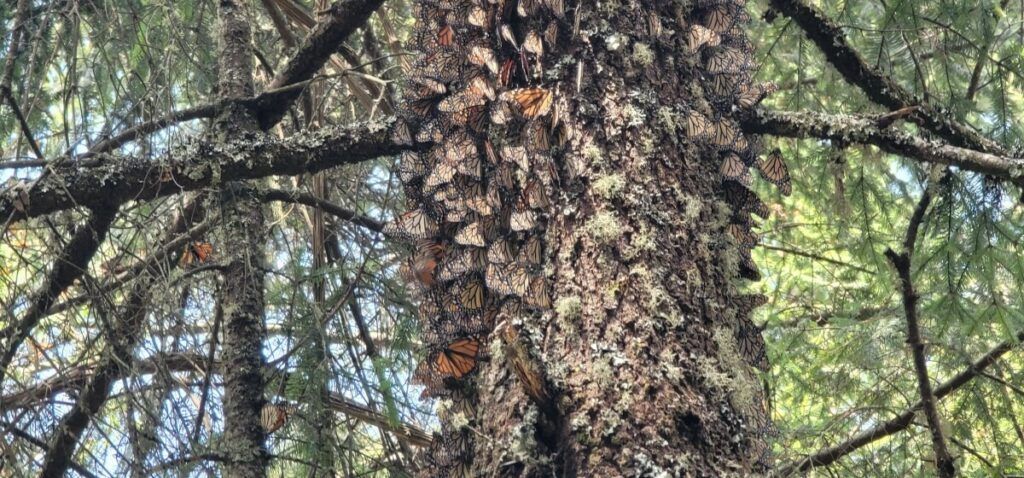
[742,110,1024,183]
[0,207,117,384]
[257,0,387,129]
[768,0,1008,156]
[37,202,201,478]
[775,328,1024,475]
[0,121,403,223]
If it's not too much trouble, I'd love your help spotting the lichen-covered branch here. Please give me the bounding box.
[0,121,404,223]
[742,110,1024,183]
[767,0,1008,156]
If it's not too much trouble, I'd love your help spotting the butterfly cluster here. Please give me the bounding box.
[683,0,789,289]
[388,0,567,472]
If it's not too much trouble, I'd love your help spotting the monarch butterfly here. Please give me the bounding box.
[499,57,517,87]
[724,182,770,220]
[544,22,559,47]
[181,241,213,266]
[738,246,761,281]
[727,223,757,247]
[510,204,538,231]
[434,337,481,378]
[465,184,502,215]
[486,263,531,296]
[468,46,499,74]
[425,426,474,466]
[494,162,517,190]
[720,153,751,185]
[408,75,447,98]
[688,25,721,51]
[412,240,445,287]
[707,74,738,97]
[758,148,792,195]
[544,0,565,17]
[455,220,494,247]
[451,104,488,131]
[398,151,428,185]
[415,119,445,144]
[438,247,485,282]
[437,25,455,46]
[458,278,487,310]
[438,88,488,114]
[424,159,459,190]
[735,320,769,371]
[391,119,413,146]
[736,82,779,109]
[501,145,531,170]
[261,403,289,434]
[685,109,713,140]
[524,179,550,209]
[522,30,544,56]
[469,74,496,101]
[705,48,750,74]
[384,209,438,240]
[703,5,735,33]
[526,277,552,309]
[487,239,515,264]
[520,235,543,265]
[711,118,738,146]
[508,88,553,119]
[517,0,539,17]
[468,6,490,28]
[419,48,464,82]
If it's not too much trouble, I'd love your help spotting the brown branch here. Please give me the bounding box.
[0,207,118,384]
[257,0,387,130]
[0,120,405,223]
[767,0,1009,156]
[37,201,202,478]
[775,328,1024,475]
[742,109,1024,184]
[884,186,955,478]
[83,102,221,156]
[0,353,433,448]
[0,422,100,478]
[258,188,384,232]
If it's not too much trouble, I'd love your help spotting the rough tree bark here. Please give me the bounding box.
[215,1,270,477]
[393,0,776,476]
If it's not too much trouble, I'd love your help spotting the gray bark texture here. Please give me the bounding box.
[392,0,776,476]
[216,1,270,477]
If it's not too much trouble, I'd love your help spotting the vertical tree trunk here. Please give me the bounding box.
[395,0,775,476]
[215,2,269,477]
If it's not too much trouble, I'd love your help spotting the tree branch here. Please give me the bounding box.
[257,0,388,130]
[258,188,384,232]
[742,109,1024,184]
[767,0,1009,156]
[884,185,955,478]
[0,120,404,223]
[775,327,1024,475]
[0,207,118,384]
[0,422,100,478]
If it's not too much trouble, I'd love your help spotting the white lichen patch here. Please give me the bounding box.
[592,174,625,200]
[585,210,622,243]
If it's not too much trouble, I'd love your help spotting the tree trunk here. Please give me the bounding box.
[215,1,269,477]
[395,0,775,476]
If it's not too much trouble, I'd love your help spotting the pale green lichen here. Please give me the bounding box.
[585,211,622,243]
[632,42,655,66]
[583,143,605,165]
[657,106,677,131]
[678,193,703,223]
[554,296,582,320]
[592,174,625,200]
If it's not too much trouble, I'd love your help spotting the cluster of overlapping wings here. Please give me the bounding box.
[385,0,785,473]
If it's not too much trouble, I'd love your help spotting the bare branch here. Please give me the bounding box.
[884,185,955,478]
[0,207,118,384]
[775,328,1024,475]
[258,188,384,232]
[257,0,388,130]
